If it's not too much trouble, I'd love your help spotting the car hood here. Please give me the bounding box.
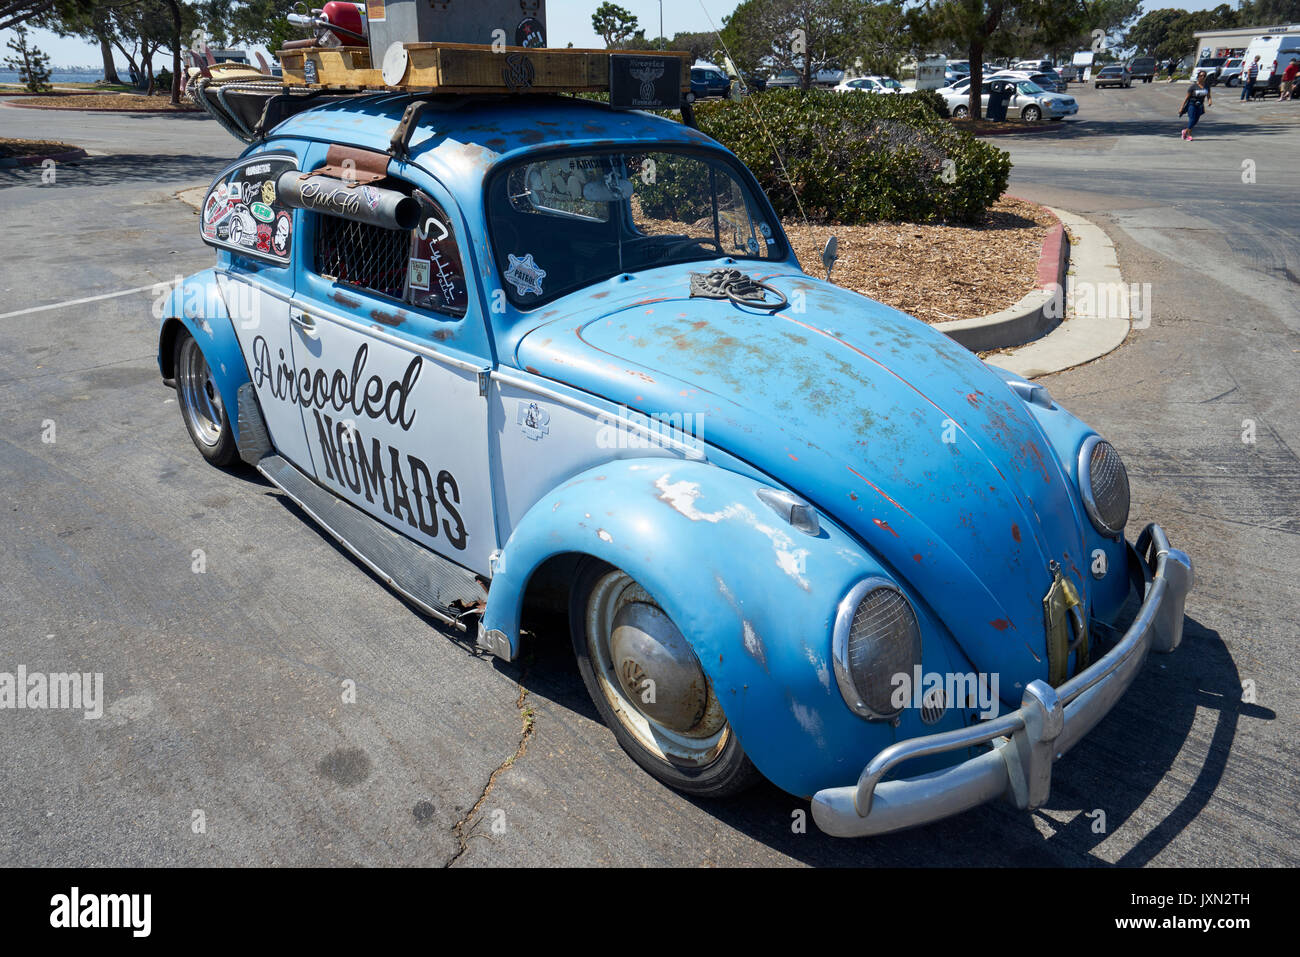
[513,268,1091,699]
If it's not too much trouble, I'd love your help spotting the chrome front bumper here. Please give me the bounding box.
[810,523,1194,838]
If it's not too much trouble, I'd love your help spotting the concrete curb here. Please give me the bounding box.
[176,185,206,211]
[935,206,1068,352]
[989,207,1132,380]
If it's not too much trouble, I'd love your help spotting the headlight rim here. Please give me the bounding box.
[1078,434,1130,541]
[832,576,923,722]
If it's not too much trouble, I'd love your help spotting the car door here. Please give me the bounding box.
[289,150,498,576]
[200,148,317,471]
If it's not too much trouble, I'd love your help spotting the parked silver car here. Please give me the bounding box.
[942,78,1078,121]
[1093,64,1132,89]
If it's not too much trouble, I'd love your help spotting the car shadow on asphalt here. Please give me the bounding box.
[0,153,236,190]
[509,605,1259,866]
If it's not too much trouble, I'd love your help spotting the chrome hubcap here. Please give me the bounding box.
[586,570,728,766]
[177,338,225,448]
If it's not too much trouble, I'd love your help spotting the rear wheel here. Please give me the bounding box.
[569,559,760,798]
[174,330,236,466]
[1022,105,1042,122]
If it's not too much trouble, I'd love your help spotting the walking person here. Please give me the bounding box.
[1243,55,1261,100]
[1280,59,1299,101]
[1180,71,1212,140]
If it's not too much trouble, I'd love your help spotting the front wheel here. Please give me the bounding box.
[174,330,236,466]
[952,104,970,118]
[569,559,760,798]
[1022,105,1042,122]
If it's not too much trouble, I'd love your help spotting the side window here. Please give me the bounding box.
[311,182,468,319]
[408,192,468,318]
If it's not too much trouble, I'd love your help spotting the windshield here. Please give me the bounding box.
[1017,81,1045,94]
[488,148,785,309]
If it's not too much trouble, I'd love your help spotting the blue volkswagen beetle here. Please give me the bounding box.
[158,92,1193,836]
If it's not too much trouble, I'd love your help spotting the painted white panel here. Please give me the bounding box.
[489,375,702,544]
[290,306,495,576]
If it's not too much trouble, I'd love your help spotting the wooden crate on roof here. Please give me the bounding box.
[277,42,692,97]
[278,47,382,89]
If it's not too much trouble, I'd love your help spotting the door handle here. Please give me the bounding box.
[290,310,318,337]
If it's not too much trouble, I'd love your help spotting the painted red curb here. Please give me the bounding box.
[0,148,88,168]
[1036,223,1066,288]
[1003,195,1066,290]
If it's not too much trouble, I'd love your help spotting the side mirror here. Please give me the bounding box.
[821,235,839,282]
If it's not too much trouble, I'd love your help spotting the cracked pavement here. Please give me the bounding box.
[0,83,1295,866]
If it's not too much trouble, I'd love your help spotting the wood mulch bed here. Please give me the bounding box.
[0,137,80,158]
[781,196,1056,324]
[5,93,198,111]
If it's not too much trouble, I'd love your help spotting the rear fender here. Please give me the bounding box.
[157,268,251,442]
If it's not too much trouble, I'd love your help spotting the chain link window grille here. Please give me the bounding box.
[314,213,408,300]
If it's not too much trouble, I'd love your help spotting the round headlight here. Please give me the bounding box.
[1079,435,1130,539]
[832,579,922,721]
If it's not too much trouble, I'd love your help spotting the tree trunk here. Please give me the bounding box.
[97,33,120,84]
[968,40,984,120]
[165,0,181,105]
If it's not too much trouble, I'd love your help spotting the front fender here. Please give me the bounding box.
[480,458,972,797]
[157,269,251,442]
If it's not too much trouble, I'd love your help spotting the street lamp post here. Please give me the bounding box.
[659,0,664,48]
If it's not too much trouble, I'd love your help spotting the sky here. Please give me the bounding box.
[0,0,1269,71]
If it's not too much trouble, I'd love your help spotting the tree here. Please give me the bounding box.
[1238,0,1300,25]
[665,30,718,62]
[0,0,58,31]
[908,0,1091,118]
[851,1,914,77]
[591,2,639,48]
[720,0,866,89]
[4,23,52,90]
[37,0,127,84]
[1127,5,1238,62]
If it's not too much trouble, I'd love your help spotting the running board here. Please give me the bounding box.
[256,453,483,632]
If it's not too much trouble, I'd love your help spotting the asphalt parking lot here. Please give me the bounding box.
[0,81,1296,866]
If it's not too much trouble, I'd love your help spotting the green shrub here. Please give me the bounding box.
[692,89,1009,224]
[907,88,950,119]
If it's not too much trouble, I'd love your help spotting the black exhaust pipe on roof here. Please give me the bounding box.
[275,171,420,231]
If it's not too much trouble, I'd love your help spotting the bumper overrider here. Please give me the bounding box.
[810,524,1193,837]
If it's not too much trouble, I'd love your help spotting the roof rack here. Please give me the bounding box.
[276,42,690,101]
